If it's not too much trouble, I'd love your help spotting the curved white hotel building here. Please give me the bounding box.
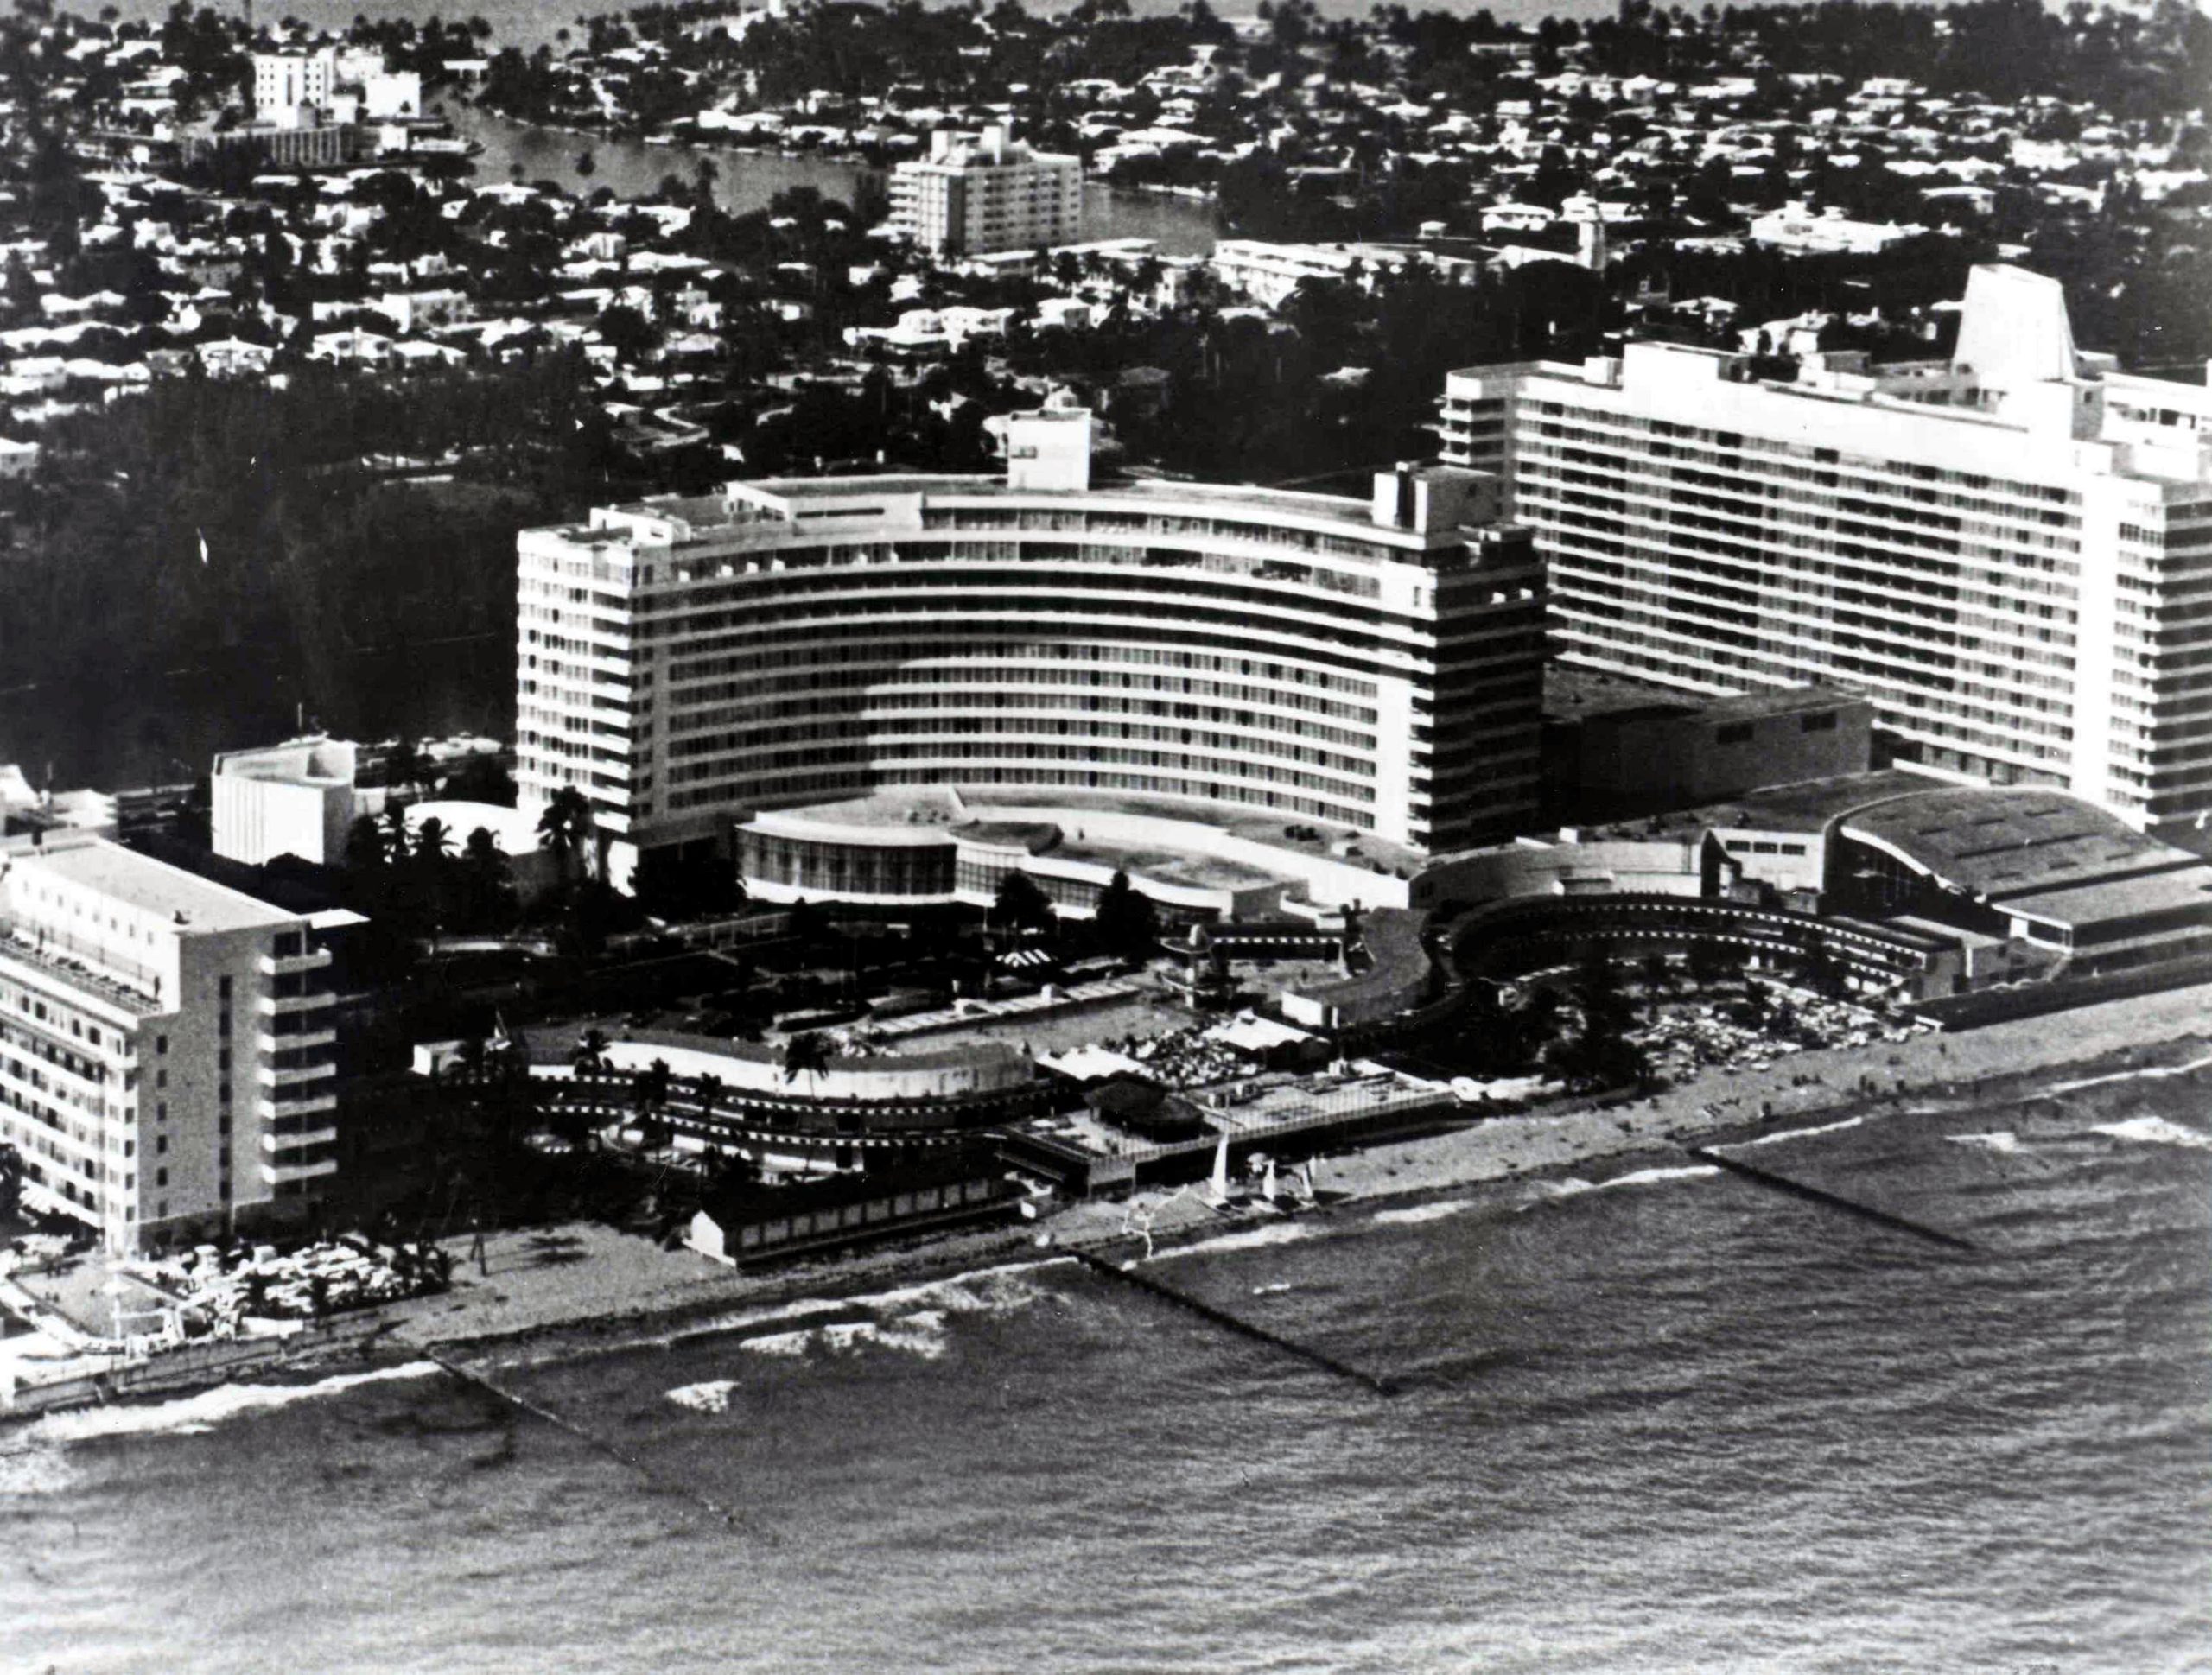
[1440,264,2212,834]
[516,407,1545,910]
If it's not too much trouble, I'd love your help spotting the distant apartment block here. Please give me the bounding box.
[889,125,1083,257]
[251,44,416,128]
[1748,201,1929,255]
[1439,264,2212,834]
[0,834,340,1252]
[251,47,334,122]
[1209,239,1481,309]
[211,737,361,868]
[515,406,1547,891]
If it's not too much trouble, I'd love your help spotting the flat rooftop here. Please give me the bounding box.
[1589,770,1942,839]
[582,472,1504,559]
[748,786,1427,880]
[1547,666,1865,726]
[16,836,297,933]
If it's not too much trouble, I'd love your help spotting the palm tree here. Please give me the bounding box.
[537,784,595,890]
[385,737,433,801]
[570,1027,610,1073]
[344,812,388,875]
[380,803,412,865]
[634,1056,674,1152]
[461,826,512,929]
[0,1139,24,1222]
[694,1071,725,1120]
[414,816,455,862]
[780,1031,831,1099]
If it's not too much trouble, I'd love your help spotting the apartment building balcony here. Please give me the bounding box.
[258,1057,337,1088]
[261,1125,339,1152]
[256,990,334,1018]
[258,947,332,977]
[258,1155,338,1186]
[0,919,163,1015]
[270,1087,338,1119]
[257,1025,337,1055]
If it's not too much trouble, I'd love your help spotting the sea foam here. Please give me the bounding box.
[1151,1221,1319,1261]
[695,1266,1064,1371]
[1371,1199,1474,1227]
[27,1361,444,1446]
[1947,1130,2020,1155]
[2092,1115,2212,1152]
[1734,1115,1867,1149]
[664,1380,739,1414]
[1537,1164,1721,1202]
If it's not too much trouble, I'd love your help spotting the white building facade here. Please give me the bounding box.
[889,126,1084,257]
[1438,265,2212,832]
[251,48,335,124]
[211,736,361,867]
[0,835,340,1253]
[516,409,1547,885]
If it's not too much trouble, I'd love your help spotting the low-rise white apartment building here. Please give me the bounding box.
[251,47,334,123]
[1209,240,1481,309]
[1748,201,1929,255]
[888,125,1083,257]
[0,834,340,1252]
[1438,264,2212,833]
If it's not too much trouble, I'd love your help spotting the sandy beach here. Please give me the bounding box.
[379,977,2212,1368]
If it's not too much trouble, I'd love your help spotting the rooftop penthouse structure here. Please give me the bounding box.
[0,834,340,1252]
[888,124,1083,257]
[1440,264,2212,834]
[515,406,1546,904]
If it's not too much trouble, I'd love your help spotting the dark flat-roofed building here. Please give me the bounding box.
[687,1149,1017,1266]
[1543,666,1872,821]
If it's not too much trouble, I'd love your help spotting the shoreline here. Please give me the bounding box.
[391,979,2212,1373]
[14,980,2211,1418]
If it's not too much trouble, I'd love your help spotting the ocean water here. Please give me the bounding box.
[3,1091,2207,1674]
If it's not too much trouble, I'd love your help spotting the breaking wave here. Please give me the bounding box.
[23,1361,443,1446]
[1370,1200,1474,1227]
[1734,1115,1867,1149]
[1948,1130,2021,1155]
[666,1264,1061,1382]
[1151,1221,1319,1261]
[1538,1164,1722,1202]
[2092,1116,2212,1152]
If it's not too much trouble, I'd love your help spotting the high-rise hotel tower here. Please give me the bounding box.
[516,405,1546,884]
[1440,265,2212,833]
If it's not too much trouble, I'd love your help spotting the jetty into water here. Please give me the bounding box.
[1687,1147,1979,1253]
[1070,1248,1397,1396]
